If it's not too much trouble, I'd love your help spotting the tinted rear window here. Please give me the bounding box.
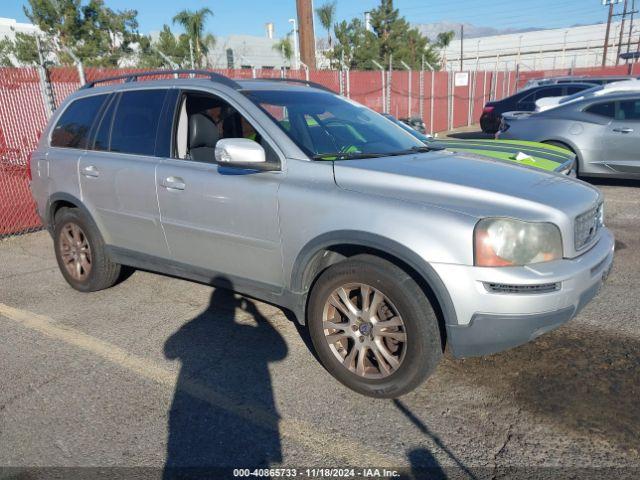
[51,95,108,149]
[110,90,167,156]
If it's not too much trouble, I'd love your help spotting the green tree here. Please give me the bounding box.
[172,7,215,68]
[273,37,293,62]
[138,25,191,69]
[0,31,40,67]
[21,0,143,66]
[315,1,336,49]
[331,18,379,69]
[331,0,439,70]
[368,0,436,69]
[435,30,455,68]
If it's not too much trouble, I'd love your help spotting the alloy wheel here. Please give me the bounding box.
[58,222,92,281]
[322,283,407,379]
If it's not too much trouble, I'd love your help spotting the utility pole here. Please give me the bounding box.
[603,0,615,67]
[460,24,464,71]
[626,0,637,61]
[296,0,316,69]
[616,0,629,64]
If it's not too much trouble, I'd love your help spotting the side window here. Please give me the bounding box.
[51,95,108,149]
[565,85,586,95]
[616,99,640,121]
[585,102,616,119]
[110,90,167,156]
[174,92,280,165]
[535,87,563,100]
[92,95,118,152]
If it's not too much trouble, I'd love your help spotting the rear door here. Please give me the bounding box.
[48,94,109,216]
[78,88,170,257]
[604,98,640,174]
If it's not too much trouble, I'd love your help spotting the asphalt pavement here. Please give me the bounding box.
[0,178,639,479]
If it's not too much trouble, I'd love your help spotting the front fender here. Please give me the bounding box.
[289,230,458,328]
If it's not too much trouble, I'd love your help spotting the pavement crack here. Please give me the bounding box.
[0,371,68,414]
[492,407,521,479]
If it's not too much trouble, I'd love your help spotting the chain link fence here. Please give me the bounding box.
[0,64,632,238]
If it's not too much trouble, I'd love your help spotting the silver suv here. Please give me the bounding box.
[30,70,615,398]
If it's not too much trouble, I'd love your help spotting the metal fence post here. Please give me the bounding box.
[346,68,350,98]
[387,54,393,114]
[35,35,55,118]
[400,60,412,117]
[419,57,425,121]
[467,69,474,127]
[371,60,386,113]
[448,67,453,131]
[430,69,435,135]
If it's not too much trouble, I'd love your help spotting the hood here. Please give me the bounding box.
[430,138,574,173]
[535,96,565,112]
[333,150,600,222]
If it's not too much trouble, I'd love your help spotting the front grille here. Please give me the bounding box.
[484,282,561,294]
[574,203,603,251]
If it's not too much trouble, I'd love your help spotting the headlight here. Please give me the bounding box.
[474,218,563,267]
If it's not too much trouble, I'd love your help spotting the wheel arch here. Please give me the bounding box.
[542,138,582,171]
[47,193,101,236]
[290,231,458,338]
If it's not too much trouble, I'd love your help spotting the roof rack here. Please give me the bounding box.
[253,77,335,93]
[81,69,242,90]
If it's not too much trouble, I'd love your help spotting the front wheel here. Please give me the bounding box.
[307,255,443,398]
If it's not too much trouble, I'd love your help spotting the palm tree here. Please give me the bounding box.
[172,8,214,67]
[315,1,337,49]
[435,30,455,68]
[273,37,293,63]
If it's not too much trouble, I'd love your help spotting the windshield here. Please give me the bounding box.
[243,89,425,159]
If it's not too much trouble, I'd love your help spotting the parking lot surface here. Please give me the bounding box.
[1,179,639,478]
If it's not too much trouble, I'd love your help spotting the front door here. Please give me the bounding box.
[156,91,284,291]
[603,99,640,175]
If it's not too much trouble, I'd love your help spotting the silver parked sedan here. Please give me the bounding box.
[500,88,640,179]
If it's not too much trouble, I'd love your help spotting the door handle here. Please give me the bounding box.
[81,165,100,178]
[161,176,186,191]
[613,127,634,133]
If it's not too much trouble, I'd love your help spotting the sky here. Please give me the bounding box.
[3,0,611,39]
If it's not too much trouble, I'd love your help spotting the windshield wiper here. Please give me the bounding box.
[312,146,432,161]
[312,152,386,160]
[386,145,433,156]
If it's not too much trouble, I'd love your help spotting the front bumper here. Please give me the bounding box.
[432,228,615,358]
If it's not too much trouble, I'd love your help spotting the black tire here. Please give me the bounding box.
[307,255,442,398]
[543,141,578,177]
[53,207,122,292]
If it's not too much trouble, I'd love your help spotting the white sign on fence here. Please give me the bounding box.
[454,72,469,87]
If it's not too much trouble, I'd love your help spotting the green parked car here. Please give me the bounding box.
[382,114,576,175]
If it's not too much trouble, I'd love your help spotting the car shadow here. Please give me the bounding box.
[162,277,288,478]
[394,399,477,480]
[583,177,640,188]
[439,326,640,453]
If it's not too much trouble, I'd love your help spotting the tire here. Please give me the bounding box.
[307,255,442,398]
[53,207,122,292]
[543,141,578,178]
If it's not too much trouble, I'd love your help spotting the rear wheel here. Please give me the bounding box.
[307,255,442,398]
[53,207,122,292]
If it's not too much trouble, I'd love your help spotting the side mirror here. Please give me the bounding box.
[214,138,266,167]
